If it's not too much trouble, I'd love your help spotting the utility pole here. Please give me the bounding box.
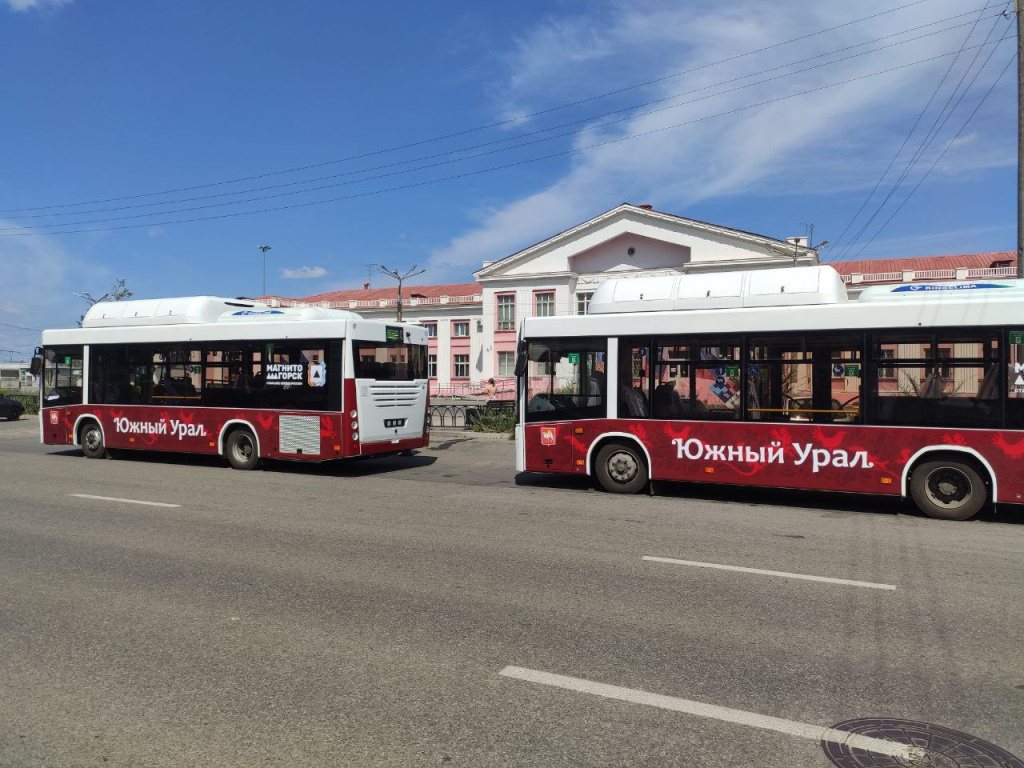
[259,245,272,295]
[378,264,426,322]
[361,263,378,289]
[1017,0,1023,277]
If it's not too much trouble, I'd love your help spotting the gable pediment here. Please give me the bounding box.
[569,233,689,274]
[474,204,813,281]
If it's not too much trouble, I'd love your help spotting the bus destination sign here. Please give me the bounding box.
[386,326,402,342]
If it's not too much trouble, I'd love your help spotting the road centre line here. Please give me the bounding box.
[499,666,924,762]
[641,556,896,591]
[68,494,181,508]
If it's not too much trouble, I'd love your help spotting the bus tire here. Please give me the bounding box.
[80,420,106,459]
[226,428,260,471]
[595,441,648,494]
[909,458,987,521]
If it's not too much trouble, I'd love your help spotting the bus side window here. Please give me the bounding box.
[618,340,650,419]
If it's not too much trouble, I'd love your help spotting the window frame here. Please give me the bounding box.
[496,293,516,331]
[534,291,555,318]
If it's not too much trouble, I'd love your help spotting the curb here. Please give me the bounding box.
[428,430,514,442]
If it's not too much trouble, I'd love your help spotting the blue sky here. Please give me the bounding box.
[0,0,1016,358]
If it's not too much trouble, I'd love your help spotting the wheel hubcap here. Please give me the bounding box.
[925,468,970,509]
[235,439,252,461]
[607,451,638,484]
[85,430,100,451]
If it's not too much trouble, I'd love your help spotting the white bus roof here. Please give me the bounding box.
[526,267,1024,338]
[588,265,848,313]
[41,296,427,346]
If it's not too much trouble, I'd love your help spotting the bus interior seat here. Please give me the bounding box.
[920,373,944,399]
[654,382,684,418]
[977,364,999,400]
[620,385,649,418]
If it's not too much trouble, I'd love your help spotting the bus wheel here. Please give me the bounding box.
[595,441,648,494]
[80,421,106,459]
[910,459,986,521]
[226,428,260,471]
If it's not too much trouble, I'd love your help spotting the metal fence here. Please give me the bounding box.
[430,404,468,428]
[429,401,514,429]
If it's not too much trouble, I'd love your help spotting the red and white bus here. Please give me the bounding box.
[515,266,1024,520]
[36,296,429,469]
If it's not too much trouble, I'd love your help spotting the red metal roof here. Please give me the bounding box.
[270,282,481,305]
[829,252,1015,275]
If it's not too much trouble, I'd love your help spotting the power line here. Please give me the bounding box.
[829,11,1013,262]
[839,50,1015,262]
[826,1,1000,258]
[0,42,1002,239]
[4,30,1007,235]
[0,320,42,332]
[6,8,997,224]
[0,0,949,215]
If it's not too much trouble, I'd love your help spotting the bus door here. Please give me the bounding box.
[41,346,84,444]
[810,340,862,424]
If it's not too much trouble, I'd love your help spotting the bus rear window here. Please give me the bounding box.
[353,341,427,381]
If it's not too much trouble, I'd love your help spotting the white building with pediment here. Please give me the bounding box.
[472,203,817,388]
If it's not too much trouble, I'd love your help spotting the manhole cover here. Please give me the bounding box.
[822,718,1024,768]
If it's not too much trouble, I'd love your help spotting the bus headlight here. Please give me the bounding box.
[351,432,359,441]
[350,421,358,430]
[349,410,357,418]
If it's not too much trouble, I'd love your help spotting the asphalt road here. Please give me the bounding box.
[0,418,1022,767]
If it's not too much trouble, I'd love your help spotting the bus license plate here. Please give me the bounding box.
[384,418,406,428]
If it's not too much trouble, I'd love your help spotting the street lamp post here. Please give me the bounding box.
[378,264,426,321]
[259,245,272,296]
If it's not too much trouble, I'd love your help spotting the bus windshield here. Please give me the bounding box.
[353,340,427,381]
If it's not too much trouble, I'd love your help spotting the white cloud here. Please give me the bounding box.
[281,265,327,279]
[3,0,72,11]
[0,223,106,347]
[947,133,978,150]
[428,0,1013,280]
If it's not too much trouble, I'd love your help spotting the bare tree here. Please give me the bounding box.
[76,278,134,327]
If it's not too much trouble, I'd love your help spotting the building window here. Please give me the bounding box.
[925,346,952,379]
[453,321,470,337]
[577,292,593,315]
[424,322,437,338]
[498,351,515,377]
[453,354,469,378]
[878,348,895,379]
[497,294,516,331]
[535,292,555,317]
[428,354,437,378]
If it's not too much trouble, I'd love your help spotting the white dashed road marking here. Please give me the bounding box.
[499,666,924,761]
[68,494,181,508]
[642,556,896,591]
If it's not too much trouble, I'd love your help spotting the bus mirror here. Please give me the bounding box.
[30,355,42,376]
[514,341,528,377]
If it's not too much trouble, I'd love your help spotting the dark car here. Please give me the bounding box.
[0,395,25,421]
